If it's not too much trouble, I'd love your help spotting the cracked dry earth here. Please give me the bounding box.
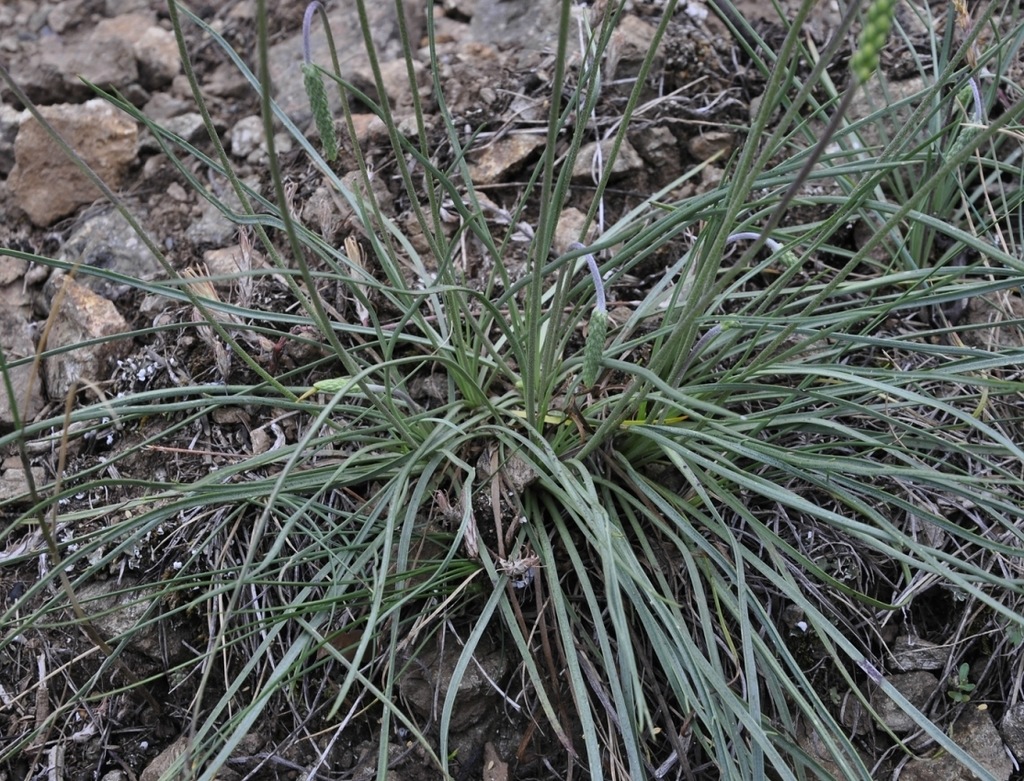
[1,0,1019,779]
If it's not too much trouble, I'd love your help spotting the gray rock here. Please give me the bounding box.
[185,179,257,249]
[1000,702,1024,764]
[8,99,138,227]
[0,457,46,504]
[605,14,662,99]
[890,634,951,672]
[0,103,22,177]
[871,671,938,733]
[470,0,574,53]
[60,208,164,301]
[794,715,869,780]
[138,111,205,154]
[399,634,510,732]
[229,115,265,159]
[899,706,1011,781]
[0,310,45,430]
[634,126,683,184]
[132,23,181,90]
[553,207,598,256]
[10,31,138,105]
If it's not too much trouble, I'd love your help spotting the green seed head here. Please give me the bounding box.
[302,62,338,162]
[583,310,608,387]
[851,0,897,84]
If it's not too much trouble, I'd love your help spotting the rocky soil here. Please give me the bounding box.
[1,0,1021,779]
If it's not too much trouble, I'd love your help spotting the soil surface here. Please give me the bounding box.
[1,1,1016,780]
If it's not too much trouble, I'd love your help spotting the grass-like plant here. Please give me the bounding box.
[2,0,1024,779]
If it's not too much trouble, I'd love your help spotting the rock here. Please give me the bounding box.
[845,76,928,149]
[43,276,132,401]
[839,688,872,736]
[470,0,577,54]
[899,706,1011,781]
[8,99,138,227]
[348,113,388,147]
[185,179,256,249]
[870,671,938,733]
[162,112,206,144]
[133,24,181,90]
[202,243,268,289]
[688,130,735,162]
[0,254,27,287]
[138,112,206,155]
[60,208,164,301]
[468,133,544,184]
[701,164,725,190]
[90,13,180,91]
[0,459,47,504]
[572,137,645,183]
[0,103,22,177]
[106,0,153,14]
[483,742,508,781]
[399,634,510,732]
[633,125,682,185]
[794,715,868,780]
[375,58,429,110]
[9,29,139,106]
[74,581,192,665]
[229,115,265,159]
[301,185,346,244]
[1000,702,1024,763]
[606,14,662,96]
[140,735,191,781]
[227,116,292,164]
[553,207,598,256]
[141,91,194,122]
[0,310,45,430]
[890,634,951,672]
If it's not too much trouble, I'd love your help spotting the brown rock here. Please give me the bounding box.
[42,276,132,401]
[572,138,644,183]
[553,207,598,256]
[375,58,429,110]
[140,736,191,781]
[8,99,138,227]
[0,254,27,286]
[606,14,662,91]
[468,133,544,184]
[688,130,735,162]
[483,742,508,781]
